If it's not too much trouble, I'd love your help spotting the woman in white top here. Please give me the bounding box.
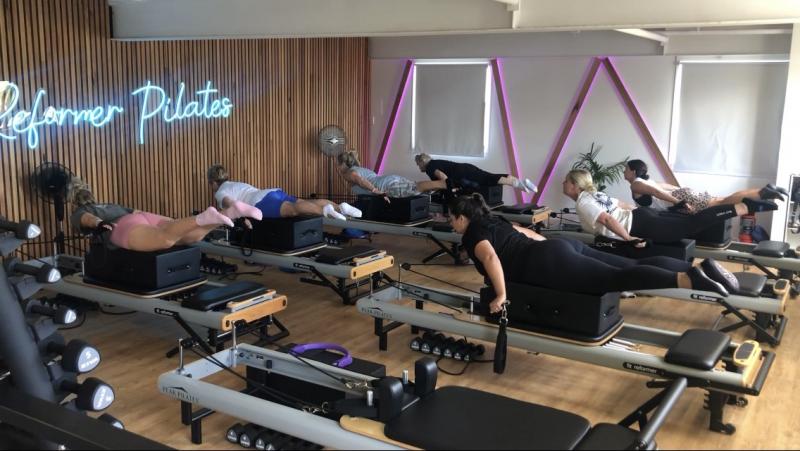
[624,159,788,214]
[207,165,362,221]
[336,151,446,198]
[564,169,777,243]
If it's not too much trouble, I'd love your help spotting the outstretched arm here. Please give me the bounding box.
[474,240,507,314]
[345,171,382,194]
[433,169,448,182]
[596,212,635,241]
[631,180,681,205]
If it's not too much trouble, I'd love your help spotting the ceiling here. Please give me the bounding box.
[107,0,800,41]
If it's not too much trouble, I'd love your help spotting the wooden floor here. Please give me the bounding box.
[55,232,800,450]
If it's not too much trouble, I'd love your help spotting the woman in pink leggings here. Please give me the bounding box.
[68,179,261,252]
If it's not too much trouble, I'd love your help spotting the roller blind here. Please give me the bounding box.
[413,64,488,157]
[674,62,788,177]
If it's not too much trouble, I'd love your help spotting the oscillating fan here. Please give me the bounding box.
[317,125,347,198]
[30,162,74,254]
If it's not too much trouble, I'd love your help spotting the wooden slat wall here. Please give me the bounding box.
[0,0,369,257]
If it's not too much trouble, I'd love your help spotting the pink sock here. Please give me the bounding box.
[224,201,263,221]
[196,207,234,227]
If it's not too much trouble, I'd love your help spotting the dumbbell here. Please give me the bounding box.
[442,338,465,359]
[239,423,263,448]
[419,331,441,354]
[432,337,456,357]
[226,423,245,444]
[409,336,422,352]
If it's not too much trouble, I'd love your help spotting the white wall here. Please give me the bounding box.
[369,31,790,233]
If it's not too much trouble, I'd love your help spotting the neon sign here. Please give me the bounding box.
[0,81,233,149]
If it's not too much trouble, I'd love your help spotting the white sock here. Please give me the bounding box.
[323,204,346,221]
[523,178,538,194]
[339,202,363,218]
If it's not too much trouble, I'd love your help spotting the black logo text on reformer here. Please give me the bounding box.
[623,362,664,376]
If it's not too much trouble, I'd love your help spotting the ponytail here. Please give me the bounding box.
[449,193,491,221]
[627,159,649,180]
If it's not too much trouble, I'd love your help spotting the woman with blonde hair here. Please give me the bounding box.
[563,169,777,244]
[68,178,260,252]
[337,150,445,197]
[206,164,362,220]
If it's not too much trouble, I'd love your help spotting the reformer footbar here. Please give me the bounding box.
[356,277,773,434]
[159,340,687,449]
[194,238,395,305]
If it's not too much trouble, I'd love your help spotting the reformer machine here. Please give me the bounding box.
[44,237,290,357]
[159,336,687,449]
[356,277,774,434]
[541,227,793,345]
[0,217,168,449]
[196,220,395,305]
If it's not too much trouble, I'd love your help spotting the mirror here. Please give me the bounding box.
[786,174,800,246]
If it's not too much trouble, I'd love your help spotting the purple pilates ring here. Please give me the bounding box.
[290,342,353,368]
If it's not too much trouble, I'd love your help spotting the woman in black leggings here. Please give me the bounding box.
[450,194,734,314]
[564,169,778,243]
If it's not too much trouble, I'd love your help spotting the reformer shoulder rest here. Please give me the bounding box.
[752,240,791,258]
[315,245,382,265]
[182,281,271,312]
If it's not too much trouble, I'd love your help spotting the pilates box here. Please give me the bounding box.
[689,217,732,248]
[84,242,201,291]
[246,345,386,414]
[473,185,503,207]
[481,283,622,338]
[356,194,430,223]
[230,215,324,251]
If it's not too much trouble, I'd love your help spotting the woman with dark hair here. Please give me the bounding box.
[449,193,737,314]
[624,159,787,214]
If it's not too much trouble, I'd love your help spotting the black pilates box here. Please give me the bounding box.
[230,215,324,251]
[356,194,430,223]
[83,242,201,291]
[689,217,733,248]
[481,283,622,339]
[470,185,503,207]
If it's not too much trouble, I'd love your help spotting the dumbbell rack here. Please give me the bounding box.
[226,422,322,450]
[0,218,167,449]
[410,331,485,362]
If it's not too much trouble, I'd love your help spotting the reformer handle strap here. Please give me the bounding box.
[493,304,508,374]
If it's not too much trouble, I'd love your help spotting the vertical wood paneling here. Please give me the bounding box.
[0,0,369,257]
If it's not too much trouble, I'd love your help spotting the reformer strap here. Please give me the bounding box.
[493,304,508,374]
[291,342,353,368]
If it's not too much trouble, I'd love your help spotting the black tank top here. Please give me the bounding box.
[634,194,653,207]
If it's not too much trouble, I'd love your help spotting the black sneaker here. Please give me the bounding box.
[700,258,740,293]
[759,184,788,201]
[743,198,778,214]
[688,266,729,297]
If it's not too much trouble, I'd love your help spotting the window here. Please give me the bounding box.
[670,56,789,178]
[411,60,492,158]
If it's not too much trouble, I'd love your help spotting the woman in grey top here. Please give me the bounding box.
[336,151,446,198]
[68,178,261,252]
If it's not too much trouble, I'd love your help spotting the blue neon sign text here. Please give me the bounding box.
[0,81,233,149]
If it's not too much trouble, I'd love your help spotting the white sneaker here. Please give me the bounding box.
[339,202,363,218]
[523,178,538,193]
[323,204,347,221]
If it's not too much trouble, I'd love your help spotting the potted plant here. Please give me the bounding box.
[571,142,628,192]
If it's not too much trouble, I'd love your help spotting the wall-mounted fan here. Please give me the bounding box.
[317,125,347,198]
[30,162,74,254]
